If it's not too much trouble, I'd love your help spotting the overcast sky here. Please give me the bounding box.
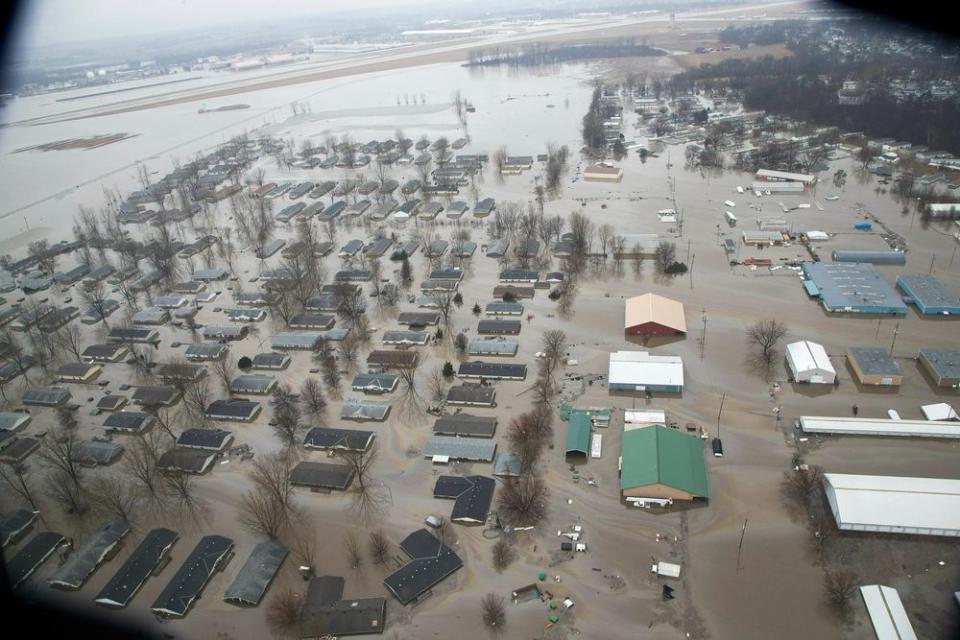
[17,0,443,47]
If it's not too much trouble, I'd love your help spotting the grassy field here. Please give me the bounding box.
[673,43,794,69]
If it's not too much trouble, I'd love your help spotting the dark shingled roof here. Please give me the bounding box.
[96,528,178,608]
[177,428,234,451]
[8,531,66,589]
[432,414,497,438]
[446,384,496,406]
[152,535,234,617]
[290,462,355,490]
[223,541,288,606]
[206,398,261,421]
[1,509,37,548]
[157,448,217,474]
[433,475,495,524]
[104,411,154,433]
[49,521,130,590]
[458,361,527,380]
[303,427,374,452]
[383,529,463,605]
[298,576,387,637]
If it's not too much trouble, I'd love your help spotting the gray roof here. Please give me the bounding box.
[76,440,125,466]
[132,385,181,406]
[95,528,178,608]
[383,330,431,346]
[82,343,129,360]
[493,451,523,476]
[341,399,391,421]
[49,521,130,589]
[289,314,336,329]
[919,348,960,380]
[423,435,497,461]
[8,531,67,589]
[485,238,510,257]
[446,384,496,406]
[477,319,522,335]
[152,535,234,617]
[290,461,355,490]
[251,352,291,369]
[177,428,234,450]
[206,399,260,421]
[203,324,248,339]
[433,414,497,438]
[467,339,518,356]
[383,530,463,605]
[157,448,217,474]
[1,509,37,547]
[0,412,31,432]
[104,411,154,433]
[897,274,960,311]
[802,262,907,314]
[272,332,324,350]
[458,360,527,379]
[22,386,71,407]
[304,427,374,452]
[351,373,399,393]
[185,343,228,360]
[484,301,523,315]
[847,347,902,377]
[223,541,288,606]
[230,374,277,394]
[298,576,386,637]
[132,307,169,324]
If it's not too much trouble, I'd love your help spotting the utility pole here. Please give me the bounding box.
[951,244,958,268]
[699,308,707,360]
[928,254,935,275]
[686,239,691,264]
[736,519,748,573]
[716,393,726,438]
[875,317,882,339]
[689,253,695,289]
[889,322,900,356]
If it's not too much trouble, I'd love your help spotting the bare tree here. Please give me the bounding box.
[541,330,567,372]
[163,470,207,523]
[239,484,289,540]
[491,538,515,571]
[271,384,304,447]
[212,357,236,395]
[39,423,87,515]
[823,569,859,611]
[266,588,303,638]
[0,462,39,509]
[344,532,363,570]
[746,318,788,366]
[653,241,677,274]
[80,279,113,328]
[368,530,390,565]
[335,441,387,522]
[89,473,142,526]
[496,474,548,526]
[429,287,457,328]
[123,431,170,514]
[493,146,508,175]
[396,357,424,420]
[427,365,448,405]
[481,593,506,629]
[507,410,550,474]
[301,378,327,421]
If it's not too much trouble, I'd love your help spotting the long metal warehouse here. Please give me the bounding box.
[799,416,960,439]
[823,473,960,537]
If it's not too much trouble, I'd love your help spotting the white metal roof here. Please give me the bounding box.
[800,416,960,439]
[859,585,917,640]
[608,351,683,387]
[786,340,835,375]
[921,403,958,421]
[824,473,960,537]
[756,168,816,183]
[624,410,666,428]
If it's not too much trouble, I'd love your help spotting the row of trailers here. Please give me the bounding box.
[3,513,286,618]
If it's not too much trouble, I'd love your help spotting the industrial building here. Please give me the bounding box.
[846,347,903,386]
[785,340,836,384]
[918,348,960,388]
[624,293,687,336]
[831,250,906,265]
[607,351,684,393]
[755,169,816,184]
[620,425,709,501]
[823,473,960,537]
[801,262,908,315]
[801,415,960,438]
[157,449,218,474]
[896,274,960,315]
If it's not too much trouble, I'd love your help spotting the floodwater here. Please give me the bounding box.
[0,61,593,248]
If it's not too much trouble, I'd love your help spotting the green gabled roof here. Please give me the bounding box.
[564,412,591,455]
[620,425,709,498]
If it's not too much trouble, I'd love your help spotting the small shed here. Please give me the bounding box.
[785,341,836,384]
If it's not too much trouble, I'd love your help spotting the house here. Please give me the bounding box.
[298,575,386,637]
[0,356,35,383]
[341,399,391,422]
[152,535,234,617]
[0,434,40,463]
[397,312,440,327]
[493,451,524,477]
[918,348,960,388]
[607,351,684,393]
[1,509,37,548]
[624,294,686,336]
[383,529,463,605]
[156,363,206,383]
[446,384,496,407]
[303,427,374,452]
[57,362,103,384]
[584,163,623,182]
[473,198,495,217]
[22,386,72,407]
[433,475,495,524]
[477,319,521,335]
[620,425,709,501]
[0,412,31,433]
[485,238,510,258]
[432,414,497,438]
[785,341,836,384]
[493,285,535,300]
[467,339,518,357]
[185,343,229,361]
[157,448,218,474]
[7,531,67,589]
[367,350,418,371]
[223,541,288,606]
[203,325,249,341]
[846,347,903,386]
[423,436,496,463]
[132,307,170,325]
[458,361,527,381]
[272,332,324,351]
[382,331,431,346]
[227,309,266,322]
[206,399,261,422]
[132,385,181,407]
[229,374,277,395]
[108,327,160,344]
[96,528,178,608]
[156,294,188,309]
[484,301,523,316]
[831,250,905,265]
[291,461,355,491]
[176,428,234,451]
[251,352,291,370]
[351,373,400,394]
[104,411,155,434]
[49,521,130,590]
[76,440,125,467]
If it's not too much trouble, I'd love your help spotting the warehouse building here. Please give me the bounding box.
[565,412,591,458]
[152,535,234,617]
[823,473,960,537]
[341,399,391,422]
[785,340,836,384]
[896,274,960,315]
[846,347,903,386]
[918,348,960,388]
[801,262,908,315]
[831,250,906,265]
[608,351,683,393]
[96,528,178,608]
[624,293,686,336]
[620,425,709,501]
[799,416,960,439]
